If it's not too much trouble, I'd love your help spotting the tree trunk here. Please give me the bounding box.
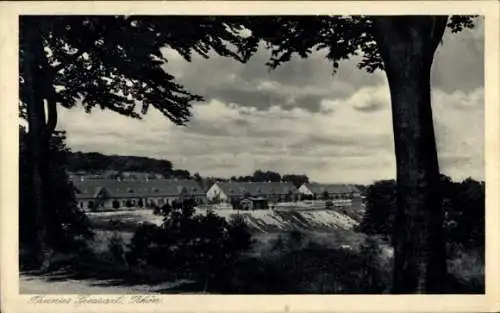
[21,19,55,269]
[372,16,448,293]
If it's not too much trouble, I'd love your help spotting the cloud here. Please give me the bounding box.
[55,20,484,184]
[432,17,484,93]
[57,82,483,184]
[161,43,384,113]
[161,18,484,116]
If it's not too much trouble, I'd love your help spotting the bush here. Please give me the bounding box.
[359,176,484,250]
[126,199,253,290]
[107,232,126,265]
[206,230,391,294]
[447,247,484,293]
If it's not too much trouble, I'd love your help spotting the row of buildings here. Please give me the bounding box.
[71,177,362,212]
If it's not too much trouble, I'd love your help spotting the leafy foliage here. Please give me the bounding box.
[358,180,397,240]
[234,15,477,74]
[251,170,282,182]
[229,170,309,185]
[19,127,93,256]
[20,16,256,123]
[444,178,485,250]
[282,174,309,188]
[213,231,390,294]
[67,151,174,176]
[20,15,477,121]
[358,176,485,250]
[126,199,253,288]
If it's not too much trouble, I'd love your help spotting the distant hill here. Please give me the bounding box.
[67,151,191,179]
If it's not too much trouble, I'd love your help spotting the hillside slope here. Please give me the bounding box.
[88,208,359,233]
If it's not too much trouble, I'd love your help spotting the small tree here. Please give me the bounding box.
[321,190,330,200]
[282,174,309,188]
[359,180,397,242]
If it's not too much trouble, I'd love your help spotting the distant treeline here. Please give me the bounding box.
[67,151,190,179]
[229,170,309,187]
[67,152,367,191]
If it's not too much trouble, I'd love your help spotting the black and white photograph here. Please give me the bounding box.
[9,4,491,302]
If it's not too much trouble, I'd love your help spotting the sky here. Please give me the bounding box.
[56,18,484,184]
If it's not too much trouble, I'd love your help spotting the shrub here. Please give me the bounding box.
[358,236,390,292]
[212,237,391,294]
[126,199,253,290]
[107,232,126,265]
[447,247,484,293]
[359,176,485,250]
[208,230,391,294]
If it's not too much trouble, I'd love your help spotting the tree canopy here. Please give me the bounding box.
[242,15,475,72]
[19,16,255,125]
[20,16,476,127]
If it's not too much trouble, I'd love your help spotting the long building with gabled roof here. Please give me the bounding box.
[298,182,361,199]
[206,181,300,203]
[71,178,206,211]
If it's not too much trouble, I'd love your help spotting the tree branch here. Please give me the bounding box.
[49,48,86,73]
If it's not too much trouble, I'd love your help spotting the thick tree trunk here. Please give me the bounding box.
[21,20,55,268]
[372,16,448,293]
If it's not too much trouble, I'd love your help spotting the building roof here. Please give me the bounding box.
[216,181,298,197]
[175,179,206,196]
[302,183,360,195]
[71,179,204,200]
